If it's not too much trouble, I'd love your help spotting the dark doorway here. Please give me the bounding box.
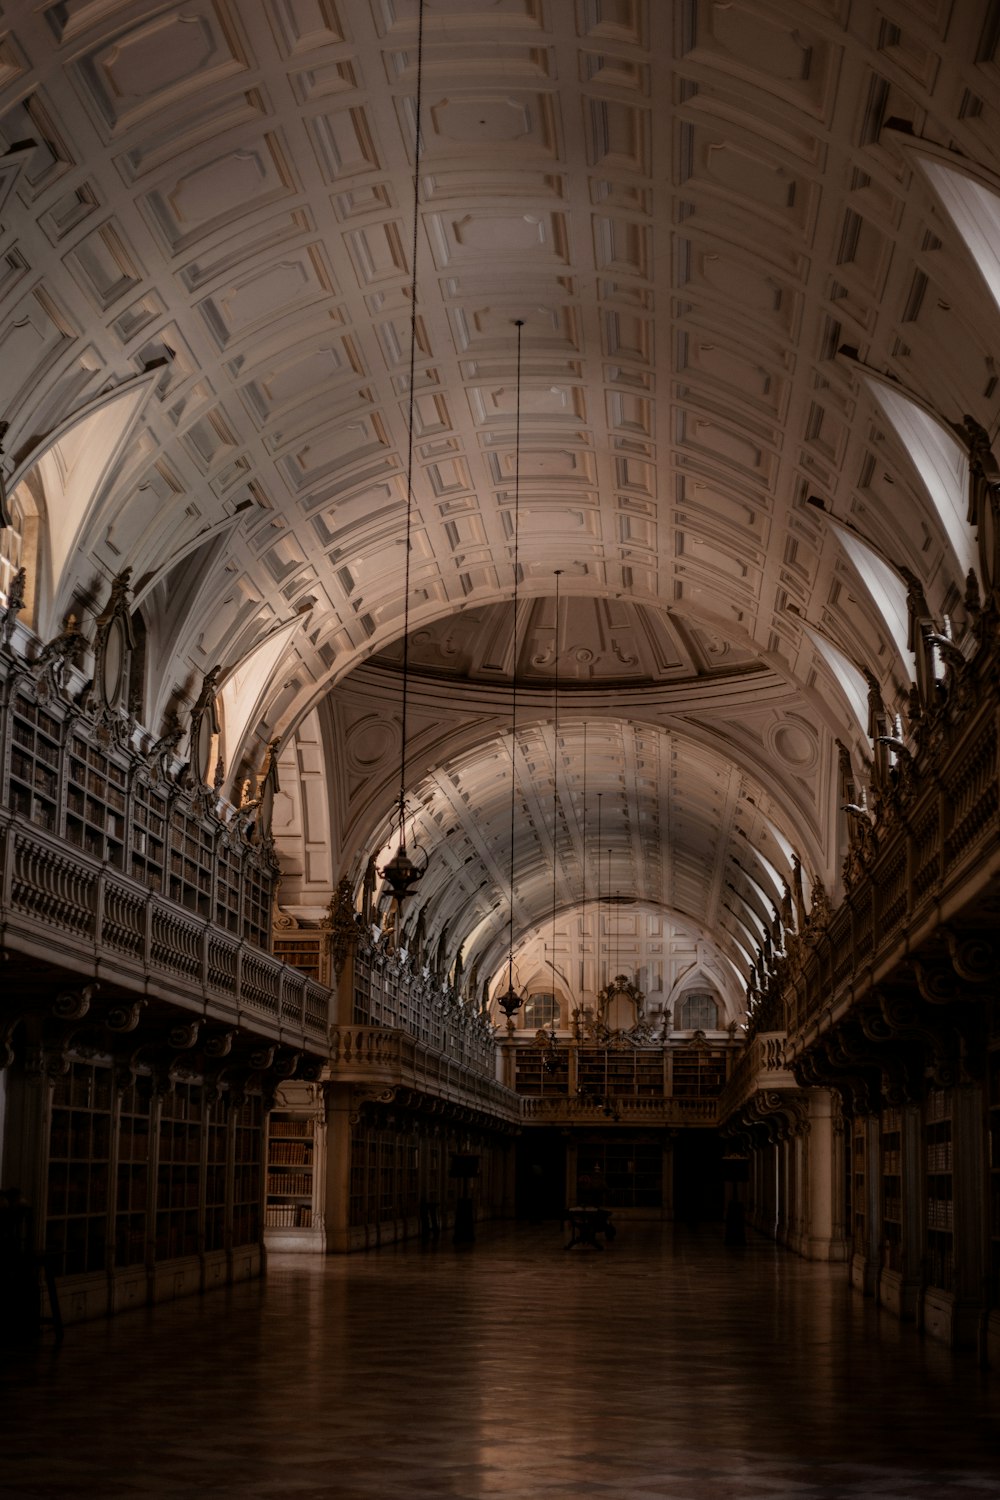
[673,1131,725,1225]
[515,1131,566,1221]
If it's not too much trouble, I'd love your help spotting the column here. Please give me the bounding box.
[774,1136,789,1245]
[952,1083,986,1346]
[661,1132,676,1222]
[802,1089,848,1261]
[321,1085,354,1253]
[894,1103,923,1320]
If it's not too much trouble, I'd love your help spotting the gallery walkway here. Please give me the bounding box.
[3,1223,1000,1498]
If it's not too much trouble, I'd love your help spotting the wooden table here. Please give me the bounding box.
[565,1206,615,1249]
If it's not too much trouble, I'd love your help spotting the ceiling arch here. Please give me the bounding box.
[1,1,999,1019]
[335,703,820,987]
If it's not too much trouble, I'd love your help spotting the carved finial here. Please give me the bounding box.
[147,713,184,782]
[1,565,26,648]
[34,612,88,696]
[329,876,359,979]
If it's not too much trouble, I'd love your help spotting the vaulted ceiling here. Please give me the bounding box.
[2,0,998,1009]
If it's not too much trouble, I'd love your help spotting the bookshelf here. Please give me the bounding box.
[155,1083,202,1262]
[46,1061,112,1276]
[232,1096,264,1250]
[347,1119,419,1236]
[989,1007,1000,1305]
[349,1128,374,1229]
[515,1047,569,1096]
[925,1088,954,1292]
[204,1106,228,1256]
[851,1118,866,1248]
[65,732,127,869]
[8,691,61,833]
[671,1045,727,1098]
[266,1115,315,1228]
[114,1073,152,1269]
[169,812,214,920]
[273,931,325,984]
[577,1048,664,1098]
[1,673,281,953]
[130,778,168,892]
[243,864,272,946]
[880,1107,902,1273]
[264,1086,324,1250]
[576,1139,662,1209]
[215,841,242,934]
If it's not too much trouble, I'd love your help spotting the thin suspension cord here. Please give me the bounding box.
[580,718,587,986]
[399,0,426,828]
[606,850,612,982]
[551,569,562,983]
[596,790,603,990]
[506,320,524,989]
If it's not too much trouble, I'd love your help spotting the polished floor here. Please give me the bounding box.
[2,1223,1000,1499]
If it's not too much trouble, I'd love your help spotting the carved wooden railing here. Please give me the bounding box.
[352,941,498,1078]
[718,1032,797,1122]
[328,1025,520,1122]
[1,815,330,1043]
[757,625,999,1066]
[782,724,997,1054]
[520,1095,720,1125]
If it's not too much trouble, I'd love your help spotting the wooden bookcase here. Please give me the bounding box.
[578,1048,664,1098]
[347,1119,419,1236]
[925,1088,954,1292]
[215,841,242,934]
[272,931,325,984]
[204,1108,228,1256]
[576,1138,662,1209]
[242,866,272,945]
[114,1074,152,1269]
[130,778,168,892]
[515,1047,569,1096]
[880,1107,902,1273]
[65,732,127,869]
[266,1115,315,1229]
[671,1045,726,1098]
[7,692,60,832]
[232,1096,264,1250]
[46,1060,112,1276]
[168,813,214,920]
[989,1007,1000,1305]
[263,1085,324,1251]
[349,1129,374,1229]
[38,1054,270,1316]
[851,1118,866,1248]
[2,679,279,950]
[155,1082,202,1262]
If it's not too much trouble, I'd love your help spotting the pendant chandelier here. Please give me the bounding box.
[496,320,527,1021]
[378,0,428,909]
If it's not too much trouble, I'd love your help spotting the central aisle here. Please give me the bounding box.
[3,1224,1000,1498]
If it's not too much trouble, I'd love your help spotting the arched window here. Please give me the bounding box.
[523,992,560,1028]
[864,377,975,583]
[0,483,38,624]
[675,991,720,1031]
[831,522,914,675]
[803,623,869,730]
[917,157,1000,318]
[0,493,24,611]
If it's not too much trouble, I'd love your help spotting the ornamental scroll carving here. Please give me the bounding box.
[328,877,359,979]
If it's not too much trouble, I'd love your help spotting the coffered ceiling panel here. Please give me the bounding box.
[1,0,998,1000]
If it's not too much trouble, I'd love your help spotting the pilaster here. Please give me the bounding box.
[802,1090,849,1261]
[321,1085,354,1253]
